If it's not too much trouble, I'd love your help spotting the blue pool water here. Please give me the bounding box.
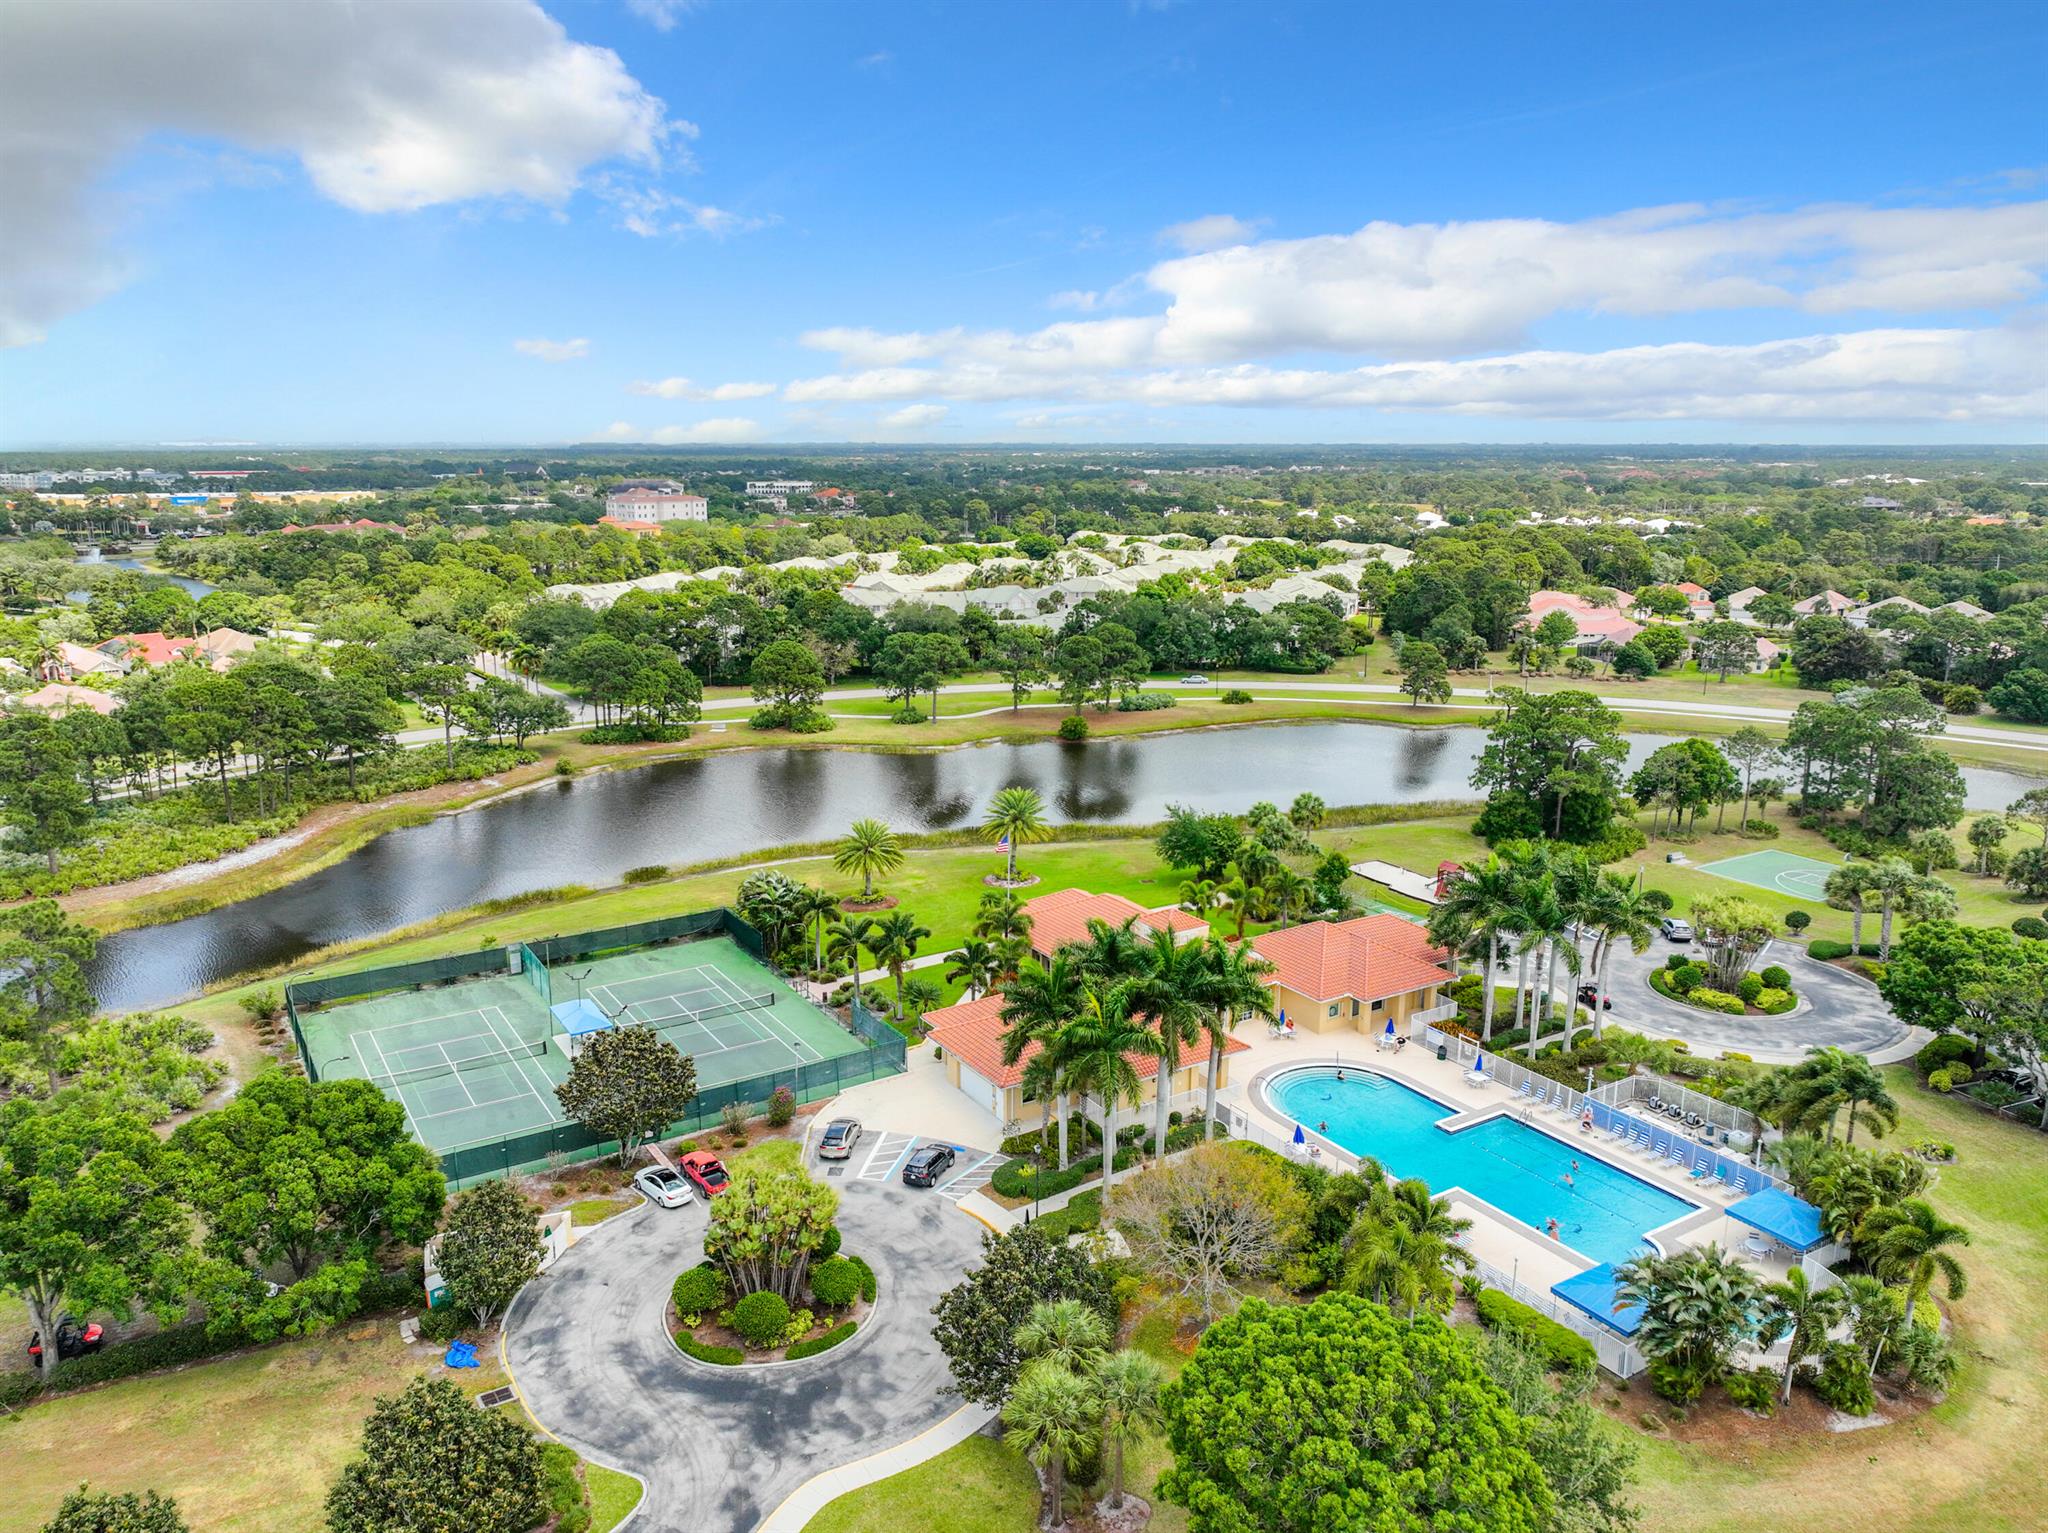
[1271,1068,1696,1266]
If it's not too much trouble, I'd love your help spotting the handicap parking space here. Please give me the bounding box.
[854,1130,918,1181]
[934,1148,1005,1201]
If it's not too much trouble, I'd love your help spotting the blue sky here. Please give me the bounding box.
[2,0,2045,446]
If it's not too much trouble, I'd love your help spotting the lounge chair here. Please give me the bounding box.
[1516,1081,1532,1100]
[1690,1159,1712,1180]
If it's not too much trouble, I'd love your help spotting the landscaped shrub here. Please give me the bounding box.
[1057,715,1090,741]
[1741,818,1780,838]
[675,1333,743,1365]
[1583,822,1649,863]
[1808,939,1850,960]
[1643,889,1675,914]
[1688,987,1747,1015]
[2012,916,2048,940]
[817,1224,843,1259]
[732,1291,793,1348]
[765,1085,796,1127]
[1473,1288,1596,1371]
[847,1254,878,1303]
[1784,910,1811,934]
[810,1256,862,1308]
[671,1263,726,1320]
[1724,1366,1778,1414]
[1648,1356,1711,1405]
[1664,953,1690,972]
[1220,688,1254,704]
[580,723,688,744]
[1916,1034,1976,1076]
[1670,961,1705,992]
[1760,965,1791,989]
[1813,1343,1876,1415]
[720,1101,751,1140]
[1737,973,1765,1005]
[1115,692,1177,712]
[990,1141,1142,1199]
[786,1322,858,1360]
[1755,988,1795,1014]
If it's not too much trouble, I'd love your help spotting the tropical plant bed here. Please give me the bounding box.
[1648,967,1797,1017]
[837,896,898,912]
[666,1295,869,1365]
[981,873,1042,888]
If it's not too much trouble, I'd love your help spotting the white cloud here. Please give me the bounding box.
[515,336,591,362]
[879,404,948,429]
[592,421,639,440]
[624,0,701,31]
[1158,213,1265,254]
[0,0,674,346]
[603,185,771,239]
[649,417,766,442]
[628,376,778,400]
[856,50,894,69]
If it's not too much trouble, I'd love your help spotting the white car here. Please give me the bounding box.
[1660,918,1694,943]
[633,1165,695,1209]
[1181,673,1210,685]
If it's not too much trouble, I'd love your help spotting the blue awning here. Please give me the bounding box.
[552,997,612,1037]
[1726,1186,1827,1252]
[1550,1263,1644,1337]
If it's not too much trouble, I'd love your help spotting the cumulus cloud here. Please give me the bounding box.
[0,0,674,347]
[880,403,949,429]
[628,376,778,400]
[1159,213,1266,254]
[515,337,591,362]
[652,417,765,442]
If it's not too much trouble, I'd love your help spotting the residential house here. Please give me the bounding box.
[1020,887,1210,963]
[1237,573,1359,618]
[278,517,406,535]
[1524,591,1643,654]
[20,683,121,716]
[1938,600,1992,621]
[920,990,1252,1129]
[597,514,664,535]
[1246,913,1457,1038]
[1725,586,1769,625]
[1791,590,1856,617]
[1671,581,1717,621]
[193,627,260,668]
[1693,634,1783,672]
[51,641,127,681]
[1845,597,1931,632]
[100,631,193,667]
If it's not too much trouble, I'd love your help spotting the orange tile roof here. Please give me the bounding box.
[104,631,193,666]
[1022,888,1210,957]
[923,990,1249,1090]
[1248,914,1451,1004]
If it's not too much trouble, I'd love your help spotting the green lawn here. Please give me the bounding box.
[585,1464,642,1532]
[806,1434,1041,1533]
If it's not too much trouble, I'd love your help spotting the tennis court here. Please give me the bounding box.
[1696,848,1843,898]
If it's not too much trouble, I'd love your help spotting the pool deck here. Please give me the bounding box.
[1217,1030,1759,1290]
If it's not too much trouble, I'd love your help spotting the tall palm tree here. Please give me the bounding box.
[1123,927,1213,1158]
[1178,877,1219,919]
[1863,857,1918,959]
[974,890,1034,946]
[944,938,1002,1001]
[1061,981,1160,1203]
[1197,938,1275,1138]
[1219,864,1259,942]
[868,909,932,1018]
[1264,865,1310,926]
[1094,1350,1167,1511]
[1541,848,1600,1041]
[1836,1272,1901,1379]
[1015,1298,1111,1373]
[1001,954,1088,1167]
[826,915,878,1009]
[1428,856,1524,1044]
[793,885,842,975]
[1580,876,1659,1044]
[1824,863,1876,952]
[1759,1267,1846,1404]
[1788,1047,1900,1144]
[1516,878,1574,1056]
[1864,1199,1971,1326]
[1074,914,1148,982]
[833,817,904,900]
[1002,1359,1100,1531]
[984,784,1052,884]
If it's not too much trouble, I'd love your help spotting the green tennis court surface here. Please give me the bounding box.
[1696,848,1843,898]
[296,934,864,1159]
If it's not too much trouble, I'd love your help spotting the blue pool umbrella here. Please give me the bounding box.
[1383,1019,1395,1040]
[1475,1051,1487,1074]
[1292,1123,1306,1146]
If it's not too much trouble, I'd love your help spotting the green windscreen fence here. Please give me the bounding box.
[516,942,552,1011]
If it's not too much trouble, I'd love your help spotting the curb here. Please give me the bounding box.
[753,1402,998,1533]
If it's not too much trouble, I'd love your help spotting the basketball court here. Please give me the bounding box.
[1696,848,1842,899]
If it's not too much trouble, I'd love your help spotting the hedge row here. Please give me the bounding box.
[786,1322,858,1360]
[1474,1288,1597,1372]
[674,1332,743,1366]
[846,1254,878,1304]
[1029,1189,1103,1241]
[1808,940,1883,960]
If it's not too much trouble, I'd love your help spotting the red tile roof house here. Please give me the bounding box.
[1525,591,1644,654]
[1019,887,1209,963]
[922,990,1254,1130]
[1245,914,1458,1040]
[99,631,194,667]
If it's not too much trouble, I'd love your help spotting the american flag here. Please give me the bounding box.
[996,833,1011,852]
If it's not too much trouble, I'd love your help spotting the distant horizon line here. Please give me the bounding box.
[4,439,2047,456]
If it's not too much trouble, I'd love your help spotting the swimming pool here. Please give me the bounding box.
[1269,1067,1697,1266]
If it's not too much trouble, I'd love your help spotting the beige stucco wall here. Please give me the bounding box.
[1273,982,1441,1036]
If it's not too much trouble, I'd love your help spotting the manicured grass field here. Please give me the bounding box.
[805,1434,1041,1533]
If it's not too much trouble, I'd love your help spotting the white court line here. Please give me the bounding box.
[426,1038,480,1107]
[697,964,812,1065]
[478,1006,561,1123]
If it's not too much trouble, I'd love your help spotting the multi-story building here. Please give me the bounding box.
[602,490,707,523]
[745,479,816,498]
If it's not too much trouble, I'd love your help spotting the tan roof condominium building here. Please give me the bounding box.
[603,489,708,523]
[1246,913,1458,1037]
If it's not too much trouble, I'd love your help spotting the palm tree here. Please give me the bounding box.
[1836,1272,1901,1379]
[1264,865,1310,926]
[1862,857,1920,959]
[1864,1199,1971,1326]
[1580,876,1659,1044]
[1786,1047,1899,1144]
[1428,856,1523,1044]
[984,784,1052,884]
[1197,938,1274,1138]
[833,817,904,901]
[1094,1349,1168,1511]
[944,938,1002,1001]
[1615,1245,1761,1386]
[1061,982,1159,1203]
[974,890,1034,947]
[1001,954,1088,1167]
[866,909,931,1019]
[1074,914,1148,982]
[1516,878,1574,1056]
[1122,927,1213,1159]
[1002,1359,1099,1531]
[1759,1267,1846,1405]
[1219,864,1259,942]
[1178,877,1219,919]
[826,915,877,1007]
[793,885,843,975]
[1015,1298,1111,1373]
[1883,870,1956,960]
[1287,791,1327,834]
[900,974,942,1019]
[1824,863,1876,952]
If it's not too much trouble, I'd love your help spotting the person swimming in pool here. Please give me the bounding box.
[1570,1159,1580,1174]
[1563,1172,1574,1189]
[1318,1120,1328,1133]
[1335,1070,1346,1082]
[1546,1217,1560,1239]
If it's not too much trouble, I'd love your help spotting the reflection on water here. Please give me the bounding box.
[85,721,2042,1012]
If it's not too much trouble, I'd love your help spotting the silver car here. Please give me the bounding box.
[817,1118,863,1160]
[633,1165,694,1209]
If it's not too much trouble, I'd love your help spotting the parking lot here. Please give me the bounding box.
[814,1123,1007,1204]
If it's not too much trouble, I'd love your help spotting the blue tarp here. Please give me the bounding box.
[444,1340,479,1368]
[1550,1263,1644,1337]
[552,997,612,1037]
[1726,1185,1827,1252]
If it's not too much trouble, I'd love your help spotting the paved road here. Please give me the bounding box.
[1599,933,1919,1063]
[504,1174,987,1533]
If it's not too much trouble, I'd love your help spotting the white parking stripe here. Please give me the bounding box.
[857,1131,913,1180]
[938,1150,1003,1200]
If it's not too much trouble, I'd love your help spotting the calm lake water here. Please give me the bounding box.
[85,722,2041,1011]
[71,550,218,599]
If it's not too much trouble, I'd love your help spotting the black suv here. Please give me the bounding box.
[902,1143,957,1188]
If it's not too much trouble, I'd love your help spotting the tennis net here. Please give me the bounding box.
[631,991,777,1032]
[366,1040,551,1092]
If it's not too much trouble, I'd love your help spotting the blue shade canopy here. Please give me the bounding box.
[1550,1263,1644,1336]
[1726,1185,1827,1251]
[552,997,612,1037]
